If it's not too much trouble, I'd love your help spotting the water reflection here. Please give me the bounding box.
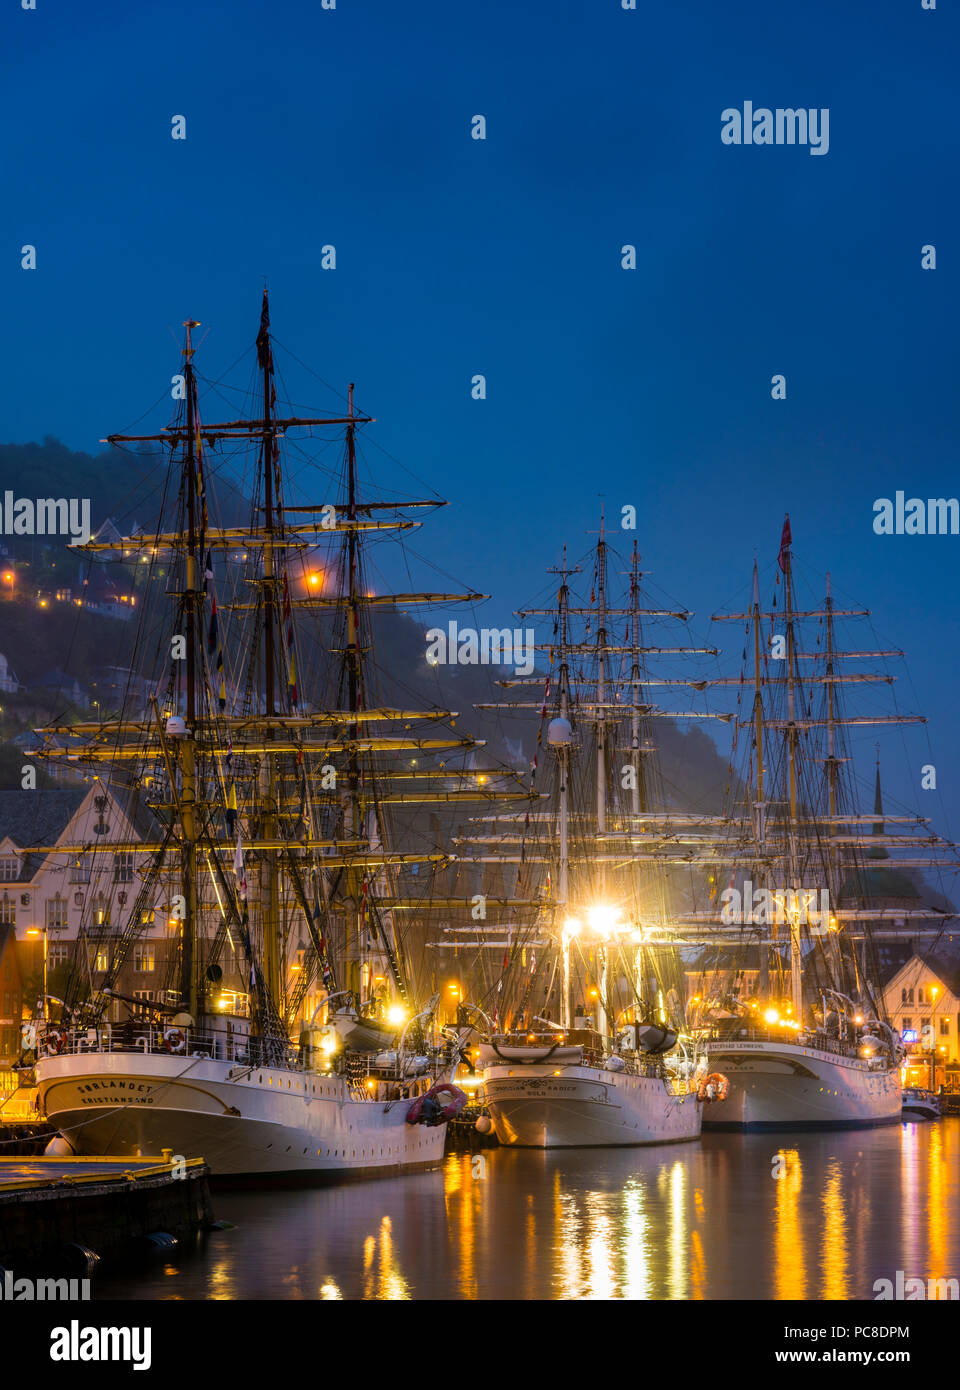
[91,1121,960,1301]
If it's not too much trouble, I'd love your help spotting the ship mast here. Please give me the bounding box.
[782,518,804,1019]
[258,292,281,1014]
[750,559,769,998]
[629,542,645,1017]
[595,510,609,1033]
[554,551,573,1029]
[344,384,362,1000]
[180,318,201,1020]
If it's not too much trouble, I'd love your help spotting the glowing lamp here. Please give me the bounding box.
[587,904,621,938]
[385,1004,407,1027]
[763,1008,780,1026]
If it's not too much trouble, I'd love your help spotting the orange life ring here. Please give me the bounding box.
[697,1072,730,1102]
[44,1028,66,1056]
[163,1027,186,1054]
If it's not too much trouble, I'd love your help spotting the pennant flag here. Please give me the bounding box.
[225,782,237,834]
[778,515,792,573]
[233,830,247,902]
[207,597,219,655]
[282,572,298,707]
[256,289,272,370]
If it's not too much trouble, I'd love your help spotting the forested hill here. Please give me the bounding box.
[0,438,736,808]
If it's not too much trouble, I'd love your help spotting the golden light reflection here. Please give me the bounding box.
[927,1122,945,1275]
[443,1153,478,1299]
[667,1160,688,1300]
[584,1191,615,1300]
[820,1160,849,1299]
[900,1121,921,1277]
[621,1181,651,1300]
[774,1149,806,1299]
[319,1279,341,1300]
[207,1258,235,1301]
[556,1169,583,1298]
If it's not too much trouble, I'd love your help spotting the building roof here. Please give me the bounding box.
[0,787,89,879]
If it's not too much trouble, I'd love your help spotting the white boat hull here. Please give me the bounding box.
[481,1063,701,1148]
[37,1050,447,1181]
[701,1039,902,1130]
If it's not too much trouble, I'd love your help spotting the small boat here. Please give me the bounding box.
[901,1087,941,1120]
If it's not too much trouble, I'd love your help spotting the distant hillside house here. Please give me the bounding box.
[32,669,90,710]
[78,570,136,621]
[0,652,19,695]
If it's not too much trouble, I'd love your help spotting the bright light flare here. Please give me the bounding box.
[586,904,621,938]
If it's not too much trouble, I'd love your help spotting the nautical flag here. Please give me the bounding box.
[207,596,219,654]
[778,515,792,573]
[193,386,208,536]
[312,876,336,989]
[282,573,298,707]
[225,782,237,834]
[204,551,226,710]
[233,831,247,902]
[256,289,272,370]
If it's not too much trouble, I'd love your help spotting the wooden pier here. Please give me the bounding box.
[0,1154,216,1274]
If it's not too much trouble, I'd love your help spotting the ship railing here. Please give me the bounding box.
[701,1025,879,1061]
[52,1024,275,1066]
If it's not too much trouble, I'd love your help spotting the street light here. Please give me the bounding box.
[25,926,48,1022]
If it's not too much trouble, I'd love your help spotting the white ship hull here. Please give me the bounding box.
[701,1038,902,1130]
[37,1050,447,1181]
[481,1063,701,1148]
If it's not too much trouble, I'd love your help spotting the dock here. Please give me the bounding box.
[0,1154,216,1275]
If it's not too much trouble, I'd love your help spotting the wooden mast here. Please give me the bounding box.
[344,384,362,1000]
[179,318,201,1020]
[258,290,282,1020]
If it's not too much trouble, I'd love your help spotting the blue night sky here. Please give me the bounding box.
[3,0,958,841]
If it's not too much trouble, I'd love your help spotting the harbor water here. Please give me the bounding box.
[92,1119,960,1301]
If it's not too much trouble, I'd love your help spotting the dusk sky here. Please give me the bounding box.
[4,0,958,846]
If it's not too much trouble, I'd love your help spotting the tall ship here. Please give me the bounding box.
[690,517,959,1130]
[452,522,732,1147]
[26,294,529,1179]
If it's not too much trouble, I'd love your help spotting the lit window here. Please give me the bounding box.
[133,946,155,973]
[45,896,68,930]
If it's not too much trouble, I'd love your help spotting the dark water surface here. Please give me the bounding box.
[94,1120,960,1300]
